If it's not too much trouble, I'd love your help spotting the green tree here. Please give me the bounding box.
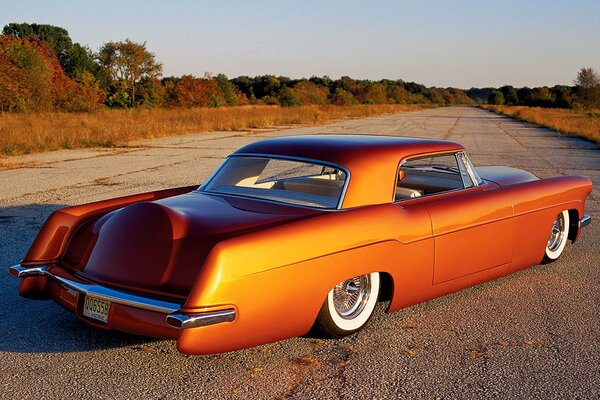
[488,91,505,105]
[529,87,554,107]
[3,23,71,58]
[98,39,162,107]
[278,85,301,106]
[63,43,101,80]
[332,88,358,105]
[255,75,282,99]
[499,85,518,105]
[215,74,239,106]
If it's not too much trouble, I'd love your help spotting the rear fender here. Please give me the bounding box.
[176,202,433,354]
[177,238,433,355]
[21,185,198,266]
[506,176,591,272]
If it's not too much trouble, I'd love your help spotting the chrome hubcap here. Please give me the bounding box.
[333,275,371,319]
[547,213,565,251]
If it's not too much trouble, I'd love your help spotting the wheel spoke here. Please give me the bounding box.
[547,213,566,252]
[332,275,371,319]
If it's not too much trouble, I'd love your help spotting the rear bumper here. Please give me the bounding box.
[9,265,236,332]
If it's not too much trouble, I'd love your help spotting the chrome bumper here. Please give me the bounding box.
[579,215,591,228]
[8,265,236,329]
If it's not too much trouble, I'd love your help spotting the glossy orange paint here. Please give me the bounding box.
[14,135,592,355]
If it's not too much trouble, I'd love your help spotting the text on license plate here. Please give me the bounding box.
[83,295,110,323]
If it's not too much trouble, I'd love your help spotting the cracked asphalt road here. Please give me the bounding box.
[0,107,598,399]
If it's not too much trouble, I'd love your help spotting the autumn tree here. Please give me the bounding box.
[574,67,600,109]
[0,35,103,112]
[363,83,388,104]
[388,85,411,104]
[171,75,219,107]
[2,23,100,81]
[0,35,54,111]
[290,81,329,105]
[98,39,162,107]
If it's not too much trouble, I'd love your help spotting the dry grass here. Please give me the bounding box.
[484,105,600,145]
[0,104,433,156]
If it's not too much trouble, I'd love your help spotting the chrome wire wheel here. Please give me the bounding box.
[332,275,371,319]
[544,210,570,262]
[547,213,566,252]
[315,272,380,338]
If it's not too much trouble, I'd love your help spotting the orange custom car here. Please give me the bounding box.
[9,135,592,355]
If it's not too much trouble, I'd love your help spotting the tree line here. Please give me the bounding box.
[468,67,600,110]
[0,23,472,113]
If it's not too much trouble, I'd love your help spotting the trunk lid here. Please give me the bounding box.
[477,166,539,187]
[81,192,323,297]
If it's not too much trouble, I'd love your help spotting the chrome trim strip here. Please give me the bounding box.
[8,265,181,314]
[579,215,591,228]
[9,265,47,277]
[166,309,236,329]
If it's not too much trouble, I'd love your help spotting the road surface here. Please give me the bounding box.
[0,107,598,399]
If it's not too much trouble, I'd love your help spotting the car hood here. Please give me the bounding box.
[82,191,323,297]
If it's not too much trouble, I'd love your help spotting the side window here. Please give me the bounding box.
[395,153,464,201]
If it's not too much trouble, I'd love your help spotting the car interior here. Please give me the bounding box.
[395,154,464,201]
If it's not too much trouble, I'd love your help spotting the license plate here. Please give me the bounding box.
[83,295,111,323]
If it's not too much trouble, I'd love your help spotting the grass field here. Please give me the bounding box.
[0,104,433,156]
[484,105,600,145]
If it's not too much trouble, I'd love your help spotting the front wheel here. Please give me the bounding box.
[315,272,380,338]
[543,210,570,263]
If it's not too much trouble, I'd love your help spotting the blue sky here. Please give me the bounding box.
[1,0,599,88]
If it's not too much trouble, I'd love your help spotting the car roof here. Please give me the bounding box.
[235,134,462,165]
[234,134,465,208]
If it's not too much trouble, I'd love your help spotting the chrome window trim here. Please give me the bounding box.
[459,151,483,186]
[394,184,486,204]
[455,152,475,189]
[198,153,351,210]
[394,150,487,203]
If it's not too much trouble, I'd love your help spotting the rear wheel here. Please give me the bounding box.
[315,272,380,338]
[543,210,570,263]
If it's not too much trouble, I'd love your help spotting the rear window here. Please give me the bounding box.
[201,156,347,209]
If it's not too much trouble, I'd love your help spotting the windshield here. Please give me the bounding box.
[201,156,348,209]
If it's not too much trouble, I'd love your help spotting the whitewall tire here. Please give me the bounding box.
[543,210,570,262]
[315,272,380,338]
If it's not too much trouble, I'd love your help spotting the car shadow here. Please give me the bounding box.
[0,203,159,353]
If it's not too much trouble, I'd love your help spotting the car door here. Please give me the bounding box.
[396,151,514,285]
